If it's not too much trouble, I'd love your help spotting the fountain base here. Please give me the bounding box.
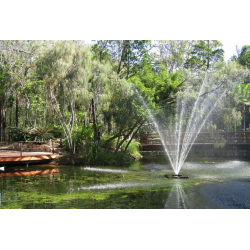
[164,174,189,179]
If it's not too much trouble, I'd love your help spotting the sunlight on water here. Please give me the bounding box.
[78,181,150,191]
[216,161,245,169]
[180,160,250,179]
[82,167,131,173]
[142,163,167,171]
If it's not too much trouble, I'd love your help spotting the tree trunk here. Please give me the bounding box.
[124,122,143,151]
[104,128,123,146]
[0,100,2,142]
[91,98,98,141]
[206,40,210,70]
[115,122,139,153]
[117,40,129,75]
[2,108,6,142]
[9,103,13,142]
[16,95,19,127]
[108,122,112,135]
[25,102,28,126]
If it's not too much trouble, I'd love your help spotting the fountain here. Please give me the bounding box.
[136,70,245,176]
[164,174,189,179]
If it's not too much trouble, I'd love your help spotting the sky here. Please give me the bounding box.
[221,40,250,61]
[85,40,250,62]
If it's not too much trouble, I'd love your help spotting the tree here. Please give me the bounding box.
[197,61,249,132]
[156,40,195,73]
[129,59,184,114]
[35,40,92,153]
[92,40,153,79]
[184,40,224,70]
[0,40,41,132]
[236,45,250,69]
[102,78,145,152]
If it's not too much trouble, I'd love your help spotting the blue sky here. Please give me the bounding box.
[85,40,250,62]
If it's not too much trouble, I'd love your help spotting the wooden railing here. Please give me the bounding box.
[136,131,250,146]
[13,140,55,155]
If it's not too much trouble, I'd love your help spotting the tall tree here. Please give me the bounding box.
[36,40,90,153]
[92,40,153,79]
[0,40,39,129]
[156,40,195,73]
[184,40,224,70]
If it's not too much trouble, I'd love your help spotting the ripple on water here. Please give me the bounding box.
[82,167,131,174]
[78,181,152,191]
[142,164,169,171]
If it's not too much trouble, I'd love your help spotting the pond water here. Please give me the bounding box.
[1,159,250,209]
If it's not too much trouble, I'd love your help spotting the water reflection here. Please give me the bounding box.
[1,160,250,209]
[164,182,190,209]
[0,168,59,178]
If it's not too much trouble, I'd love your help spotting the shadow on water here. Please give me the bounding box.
[1,159,250,208]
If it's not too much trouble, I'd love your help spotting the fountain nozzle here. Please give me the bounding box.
[164,174,189,179]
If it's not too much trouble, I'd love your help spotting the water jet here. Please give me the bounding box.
[136,71,244,176]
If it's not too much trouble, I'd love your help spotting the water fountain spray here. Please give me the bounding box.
[135,70,245,176]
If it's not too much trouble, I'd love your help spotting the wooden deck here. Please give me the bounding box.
[136,131,250,151]
[0,151,58,165]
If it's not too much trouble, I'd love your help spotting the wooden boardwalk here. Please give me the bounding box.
[136,131,250,151]
[0,151,58,165]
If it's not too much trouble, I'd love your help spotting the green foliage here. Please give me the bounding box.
[29,126,53,141]
[123,139,142,159]
[6,94,15,108]
[9,126,53,142]
[213,130,226,149]
[84,141,101,164]
[83,135,139,166]
[234,82,250,106]
[62,129,83,152]
[92,40,152,79]
[157,40,202,74]
[184,40,224,70]
[237,45,250,69]
[50,124,63,138]
[2,40,250,165]
[129,60,184,127]
[91,41,111,62]
[9,127,30,141]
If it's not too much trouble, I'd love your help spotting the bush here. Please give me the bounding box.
[9,126,54,142]
[83,139,136,166]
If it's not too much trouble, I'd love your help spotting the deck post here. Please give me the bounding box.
[20,142,22,156]
[52,141,54,154]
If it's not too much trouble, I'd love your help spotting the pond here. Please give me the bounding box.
[1,159,250,209]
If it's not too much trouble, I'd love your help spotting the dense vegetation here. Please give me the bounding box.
[0,40,250,164]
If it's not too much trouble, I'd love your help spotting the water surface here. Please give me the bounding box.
[1,159,250,209]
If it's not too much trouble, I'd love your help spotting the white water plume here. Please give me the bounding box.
[135,71,245,175]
